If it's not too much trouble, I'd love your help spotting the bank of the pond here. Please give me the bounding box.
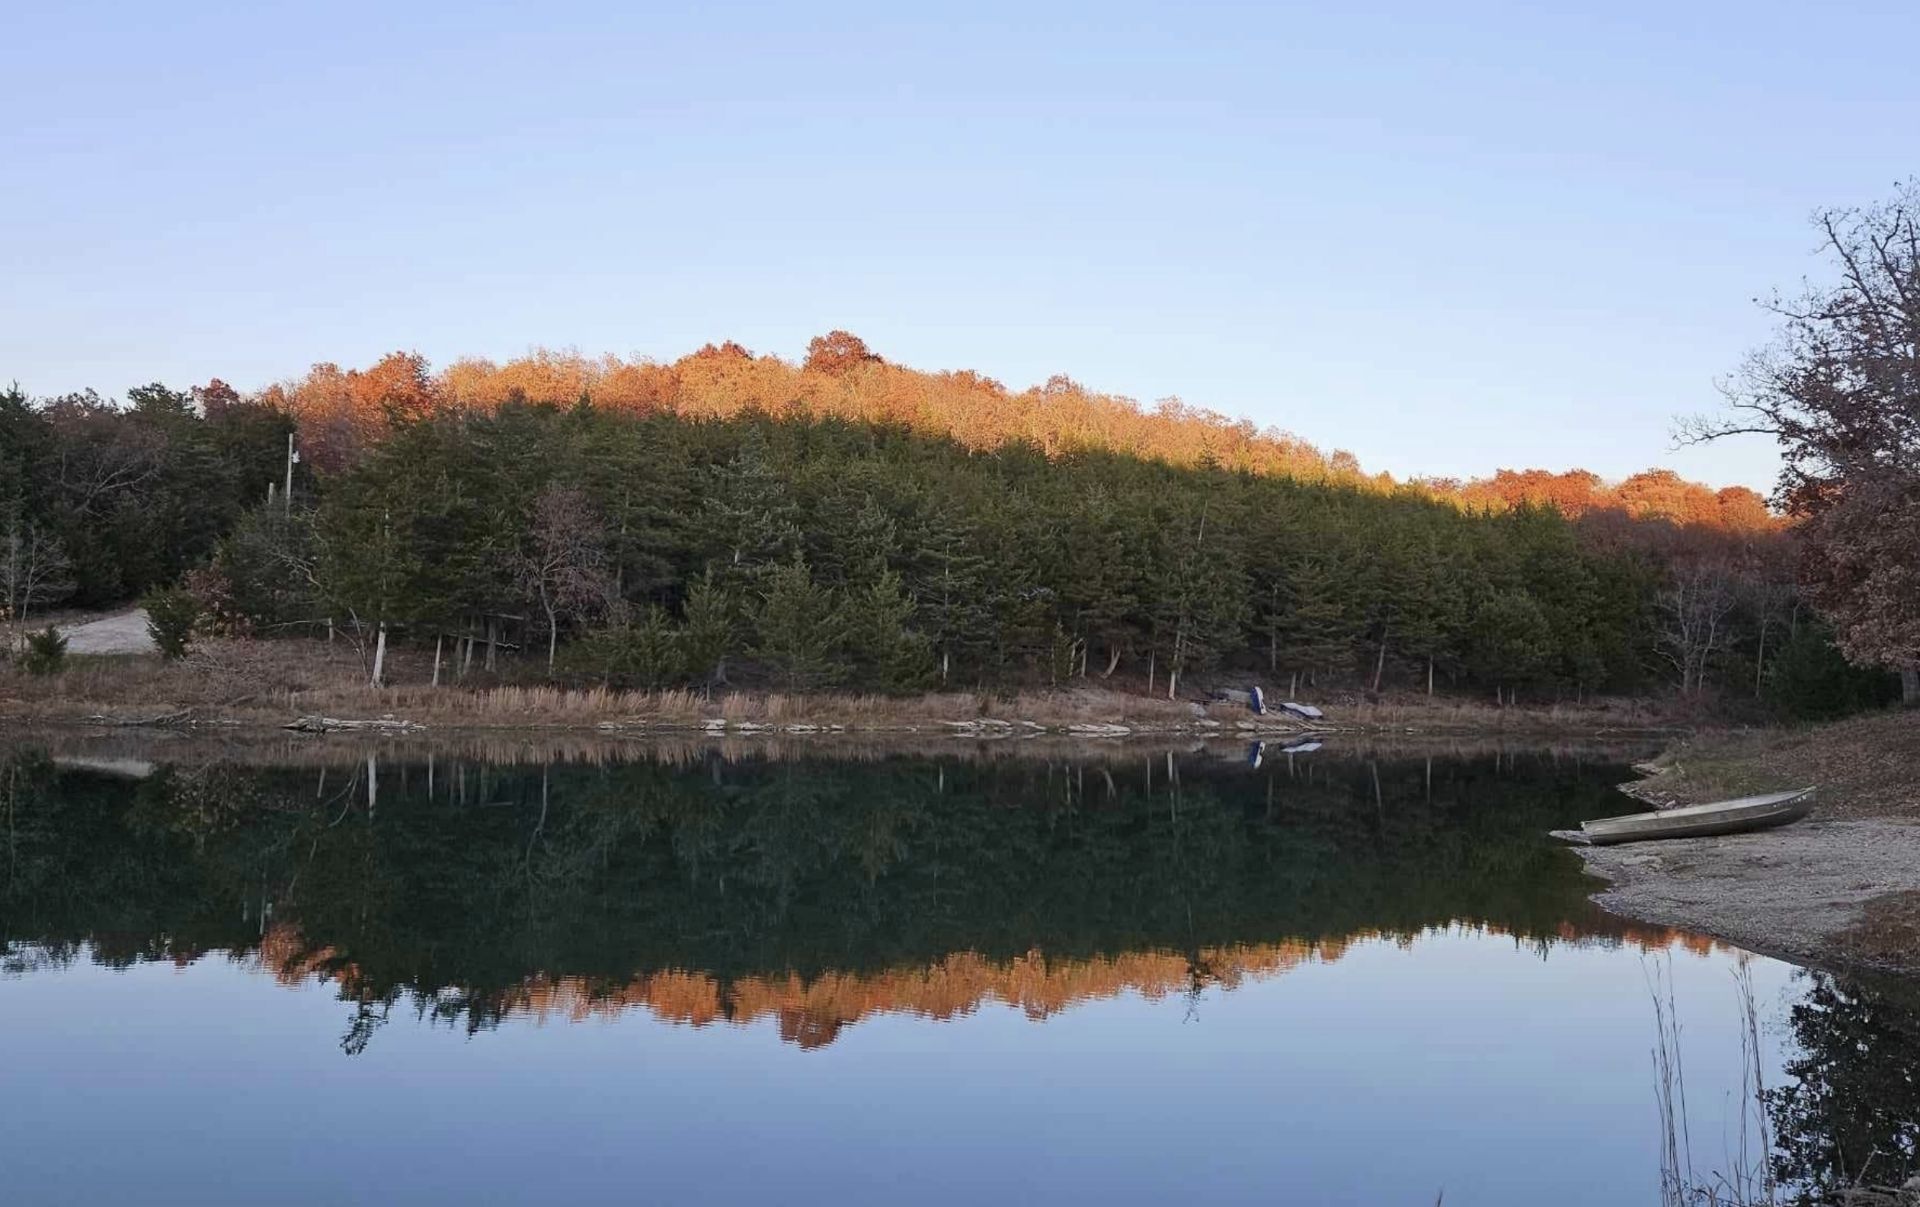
[0,633,1691,741]
[1573,709,1920,978]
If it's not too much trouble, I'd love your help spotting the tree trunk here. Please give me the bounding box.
[370,621,388,688]
[1147,650,1156,695]
[1371,637,1388,693]
[940,648,950,684]
[1289,670,1298,699]
[1103,645,1121,678]
[432,635,443,688]
[1426,656,1434,697]
[545,603,558,674]
[1167,664,1179,701]
[1754,619,1768,697]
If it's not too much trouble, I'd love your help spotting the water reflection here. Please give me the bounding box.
[1,742,1682,1052]
[10,739,1920,1204]
[1770,972,1920,1201]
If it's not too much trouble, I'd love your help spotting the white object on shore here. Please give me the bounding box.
[1279,702,1324,720]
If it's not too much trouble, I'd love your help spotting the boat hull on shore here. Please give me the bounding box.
[1561,788,1814,846]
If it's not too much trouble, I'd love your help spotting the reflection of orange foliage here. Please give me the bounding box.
[502,943,1331,1048]
[241,918,1722,1049]
[260,339,1779,535]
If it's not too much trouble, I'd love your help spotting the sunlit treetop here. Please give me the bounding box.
[257,336,1778,535]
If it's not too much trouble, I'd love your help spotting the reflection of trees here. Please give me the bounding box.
[1,746,1656,1050]
[1770,971,1920,1201]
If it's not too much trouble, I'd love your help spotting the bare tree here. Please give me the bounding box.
[1655,560,1739,696]
[1682,184,1920,702]
[41,392,164,516]
[1,517,75,629]
[515,484,617,673]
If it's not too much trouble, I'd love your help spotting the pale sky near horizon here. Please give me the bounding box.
[7,2,1918,493]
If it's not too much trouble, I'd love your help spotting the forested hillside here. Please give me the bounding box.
[0,336,1890,712]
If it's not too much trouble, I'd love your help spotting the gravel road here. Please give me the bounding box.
[56,609,157,656]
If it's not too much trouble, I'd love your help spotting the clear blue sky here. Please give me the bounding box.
[7,2,1915,491]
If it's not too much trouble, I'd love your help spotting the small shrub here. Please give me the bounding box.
[1764,623,1901,721]
[143,587,202,660]
[21,626,67,675]
[564,609,687,689]
[182,566,251,637]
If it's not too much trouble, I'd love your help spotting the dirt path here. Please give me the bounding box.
[56,609,156,656]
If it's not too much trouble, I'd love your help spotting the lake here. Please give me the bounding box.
[1,737,1914,1204]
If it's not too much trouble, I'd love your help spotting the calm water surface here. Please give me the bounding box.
[1,740,1914,1204]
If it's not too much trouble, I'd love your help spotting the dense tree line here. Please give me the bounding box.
[2,374,1883,709]
[258,334,1784,537]
[0,380,292,620]
[205,403,1839,702]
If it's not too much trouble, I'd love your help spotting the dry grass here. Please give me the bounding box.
[1333,692,1684,735]
[1,632,1698,740]
[0,636,1210,733]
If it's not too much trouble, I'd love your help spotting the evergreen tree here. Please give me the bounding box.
[750,557,846,691]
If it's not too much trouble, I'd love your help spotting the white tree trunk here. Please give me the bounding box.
[432,635,443,688]
[370,621,388,687]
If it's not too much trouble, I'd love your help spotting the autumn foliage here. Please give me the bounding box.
[260,337,1777,535]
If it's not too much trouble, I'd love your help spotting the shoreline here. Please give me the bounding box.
[0,634,1694,743]
[1571,820,1920,980]
[1568,710,1920,980]
[0,706,1691,743]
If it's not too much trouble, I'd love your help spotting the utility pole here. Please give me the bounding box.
[284,431,298,514]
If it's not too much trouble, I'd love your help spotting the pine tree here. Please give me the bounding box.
[903,500,993,684]
[679,570,736,688]
[701,427,800,588]
[750,557,846,691]
[843,569,934,690]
